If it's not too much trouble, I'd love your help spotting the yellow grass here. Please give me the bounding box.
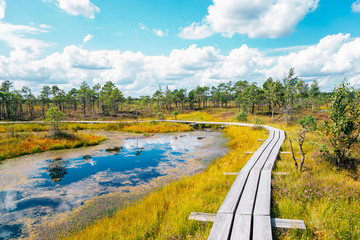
[0,123,49,133]
[63,125,266,240]
[122,122,192,133]
[0,132,106,161]
[63,122,192,133]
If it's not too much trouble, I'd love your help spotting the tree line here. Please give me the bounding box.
[0,68,328,120]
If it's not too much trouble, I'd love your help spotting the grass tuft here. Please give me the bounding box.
[0,132,106,161]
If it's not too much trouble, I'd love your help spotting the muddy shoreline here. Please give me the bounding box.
[0,130,228,239]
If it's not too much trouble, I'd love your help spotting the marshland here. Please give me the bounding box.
[1,75,360,239]
[2,1,360,239]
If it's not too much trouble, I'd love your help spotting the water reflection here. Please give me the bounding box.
[0,131,228,239]
[46,158,69,183]
[105,146,123,155]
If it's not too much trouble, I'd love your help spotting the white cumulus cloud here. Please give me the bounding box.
[83,34,93,44]
[153,29,167,37]
[43,0,100,19]
[352,0,360,12]
[139,23,168,37]
[0,1,50,62]
[0,0,6,20]
[265,33,360,88]
[0,22,49,61]
[139,23,148,31]
[39,24,52,29]
[180,0,319,39]
[179,22,213,40]
[1,33,360,96]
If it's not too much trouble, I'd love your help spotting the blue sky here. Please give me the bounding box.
[1,0,360,96]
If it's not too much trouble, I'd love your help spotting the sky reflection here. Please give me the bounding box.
[0,131,227,239]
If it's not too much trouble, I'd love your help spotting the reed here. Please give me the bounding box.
[0,133,106,161]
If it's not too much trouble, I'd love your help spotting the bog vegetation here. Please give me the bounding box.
[1,68,360,239]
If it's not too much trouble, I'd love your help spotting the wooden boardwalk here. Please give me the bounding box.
[166,120,285,240]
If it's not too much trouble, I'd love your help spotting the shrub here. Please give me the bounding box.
[235,111,248,122]
[156,112,165,120]
[321,82,360,167]
[254,118,263,129]
[172,111,179,120]
[45,107,65,137]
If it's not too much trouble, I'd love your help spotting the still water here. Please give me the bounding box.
[0,131,227,239]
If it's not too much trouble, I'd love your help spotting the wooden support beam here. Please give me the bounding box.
[273,172,290,175]
[245,152,255,154]
[223,172,238,175]
[189,212,216,222]
[280,151,292,154]
[258,139,266,141]
[189,213,306,230]
[271,218,306,229]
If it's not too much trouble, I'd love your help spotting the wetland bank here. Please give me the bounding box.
[0,129,228,239]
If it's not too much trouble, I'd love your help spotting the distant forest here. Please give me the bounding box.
[0,68,330,120]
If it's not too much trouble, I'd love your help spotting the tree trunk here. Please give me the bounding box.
[289,139,298,169]
[298,138,305,171]
[83,100,86,115]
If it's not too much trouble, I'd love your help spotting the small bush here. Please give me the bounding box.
[254,118,263,126]
[30,146,42,154]
[156,112,165,120]
[54,132,77,140]
[235,111,248,122]
[172,111,179,120]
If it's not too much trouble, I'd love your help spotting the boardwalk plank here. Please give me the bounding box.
[235,170,261,215]
[188,212,216,222]
[271,218,306,229]
[253,170,272,216]
[263,131,285,171]
[253,215,272,240]
[217,173,248,214]
[207,213,233,240]
[217,131,275,214]
[252,131,280,172]
[230,215,252,240]
[236,132,279,216]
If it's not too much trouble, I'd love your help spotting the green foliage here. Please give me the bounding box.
[0,69,332,122]
[263,78,283,119]
[171,111,179,120]
[254,118,264,126]
[235,110,248,122]
[45,107,65,137]
[322,81,360,166]
[4,123,16,138]
[298,115,317,131]
[282,68,299,123]
[156,112,165,120]
[309,80,320,110]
